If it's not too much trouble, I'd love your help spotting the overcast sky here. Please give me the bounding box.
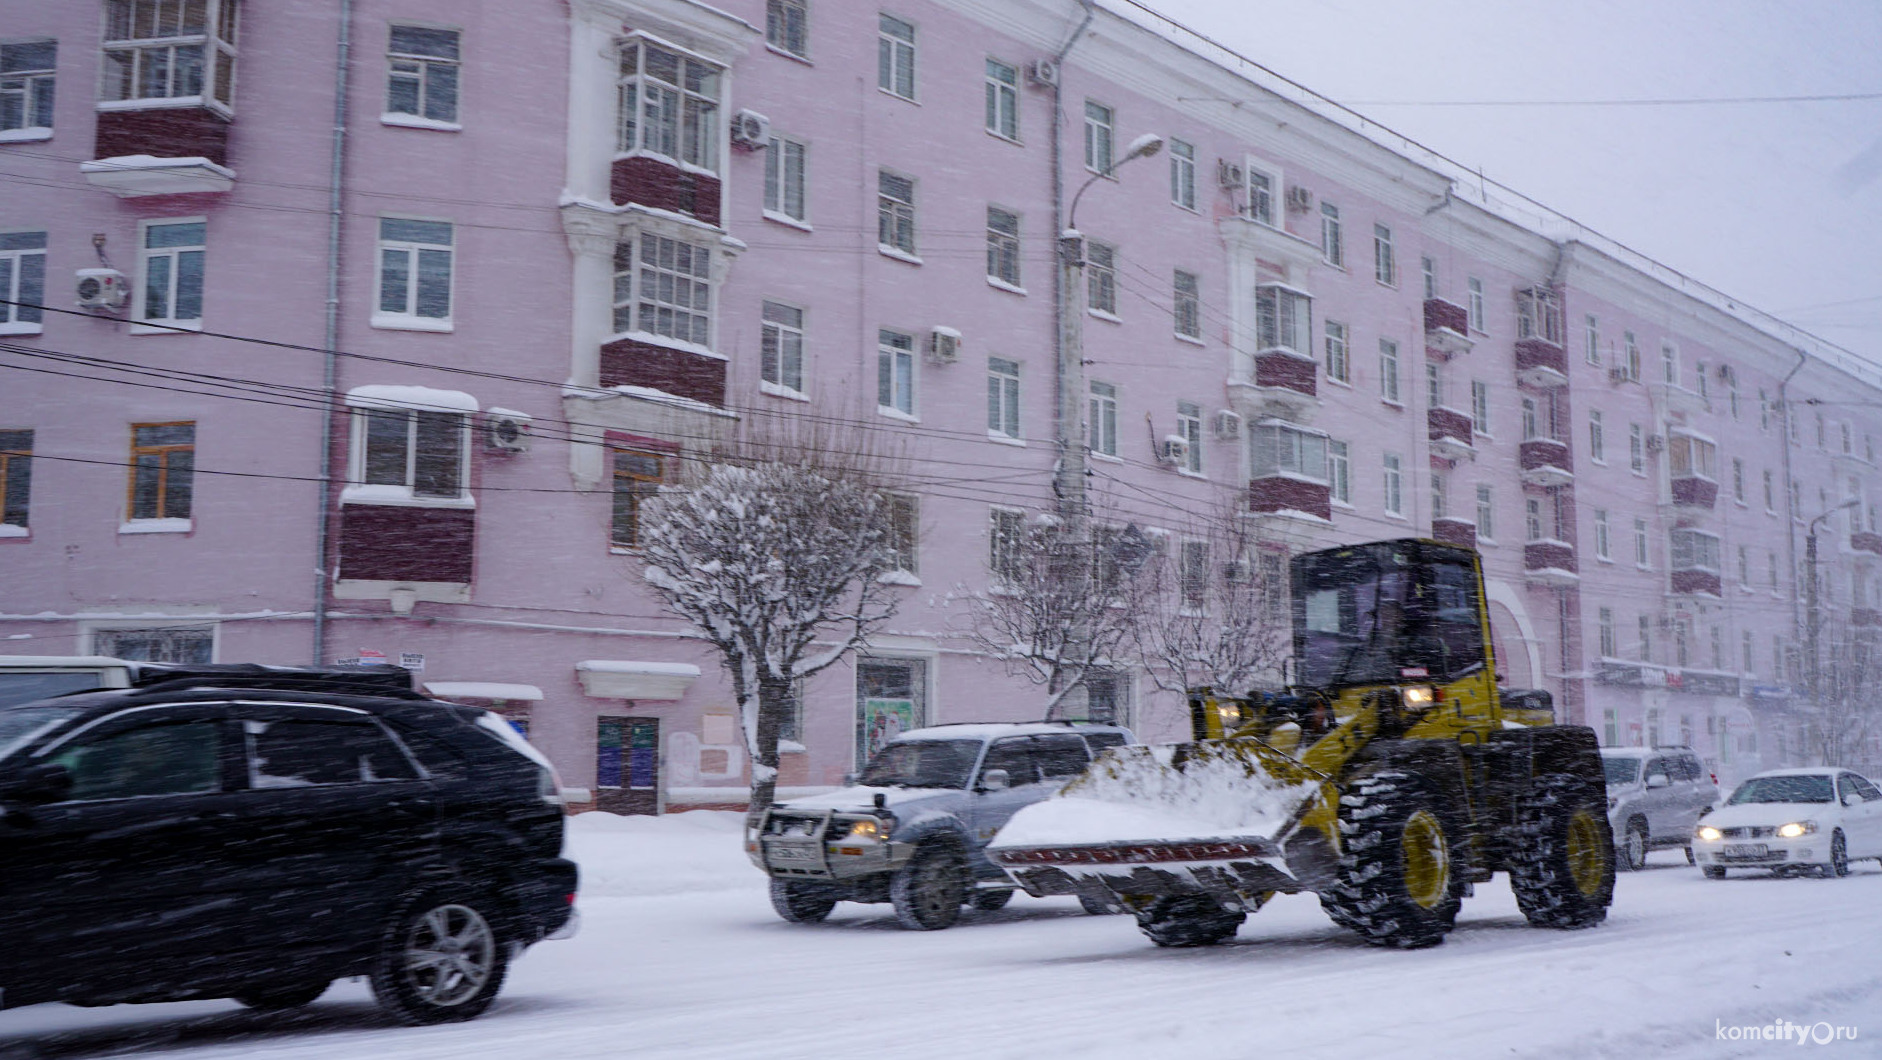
[1131,0,1882,362]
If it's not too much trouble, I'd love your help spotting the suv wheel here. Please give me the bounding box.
[890,844,967,930]
[235,980,330,1012]
[770,878,838,923]
[1619,819,1649,872]
[370,893,509,1025]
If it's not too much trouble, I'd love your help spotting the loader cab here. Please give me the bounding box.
[1292,540,1491,692]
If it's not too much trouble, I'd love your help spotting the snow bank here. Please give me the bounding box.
[991,742,1320,849]
[565,809,758,899]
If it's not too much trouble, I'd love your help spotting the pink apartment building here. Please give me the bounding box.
[3,0,1878,810]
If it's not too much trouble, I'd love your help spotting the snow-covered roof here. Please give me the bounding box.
[576,660,702,677]
[423,681,544,701]
[344,384,480,413]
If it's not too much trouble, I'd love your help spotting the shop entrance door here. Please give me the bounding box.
[597,716,661,815]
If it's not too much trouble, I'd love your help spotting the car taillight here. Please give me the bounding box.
[1710,773,1718,786]
[565,893,577,905]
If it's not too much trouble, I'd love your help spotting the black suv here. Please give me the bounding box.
[0,665,577,1024]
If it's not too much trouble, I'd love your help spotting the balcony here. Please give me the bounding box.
[1668,568,1723,599]
[1423,299,1473,360]
[1524,540,1579,585]
[1235,350,1319,424]
[333,504,475,604]
[1852,531,1882,557]
[1432,516,1477,549]
[1651,382,1707,418]
[85,107,235,197]
[1428,406,1475,461]
[1519,438,1574,488]
[600,336,727,407]
[613,156,722,227]
[1514,338,1568,389]
[1669,474,1719,510]
[1248,474,1331,522]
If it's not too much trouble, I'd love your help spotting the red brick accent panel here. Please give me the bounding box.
[1520,438,1572,473]
[611,156,722,226]
[1669,569,1722,597]
[1429,406,1473,447]
[1249,476,1331,520]
[1670,475,1719,509]
[1515,338,1567,377]
[1852,531,1882,556]
[1524,541,1577,574]
[1432,517,1476,549]
[1254,351,1316,397]
[600,337,727,406]
[95,106,231,166]
[1424,298,1468,336]
[338,504,475,584]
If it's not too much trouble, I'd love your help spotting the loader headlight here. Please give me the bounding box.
[843,818,884,840]
[1776,821,1816,839]
[1696,826,1722,842]
[1400,685,1436,708]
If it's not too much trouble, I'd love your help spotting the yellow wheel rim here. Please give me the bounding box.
[1401,810,1450,910]
[1566,811,1607,896]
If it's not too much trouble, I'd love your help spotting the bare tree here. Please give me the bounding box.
[1131,501,1291,698]
[638,421,902,814]
[1807,620,1882,771]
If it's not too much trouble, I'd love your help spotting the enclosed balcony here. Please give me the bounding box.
[1519,438,1574,488]
[1669,528,1723,599]
[86,0,241,197]
[1524,540,1578,585]
[1666,432,1718,509]
[1515,339,1568,389]
[1428,406,1475,460]
[1247,420,1331,521]
[1423,298,1473,360]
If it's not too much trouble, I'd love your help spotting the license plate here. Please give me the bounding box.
[1724,843,1767,857]
[770,846,815,861]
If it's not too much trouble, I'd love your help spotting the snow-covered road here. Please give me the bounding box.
[5,810,1879,1060]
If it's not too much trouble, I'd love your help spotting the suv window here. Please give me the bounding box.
[51,720,222,801]
[1085,731,1127,755]
[247,719,419,787]
[981,738,1040,786]
[1643,757,1668,782]
[1034,733,1091,779]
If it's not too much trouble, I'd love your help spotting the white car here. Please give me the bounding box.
[1692,768,1882,878]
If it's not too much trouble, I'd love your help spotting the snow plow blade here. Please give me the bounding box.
[987,738,1331,908]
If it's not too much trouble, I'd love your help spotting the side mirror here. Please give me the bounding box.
[0,763,73,805]
[980,769,1010,792]
[1646,773,1670,790]
[842,772,858,786]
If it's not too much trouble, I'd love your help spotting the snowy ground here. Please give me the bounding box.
[4,811,1880,1060]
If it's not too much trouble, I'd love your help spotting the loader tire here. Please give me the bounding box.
[1508,774,1615,929]
[1136,894,1244,948]
[890,844,967,930]
[1319,771,1462,949]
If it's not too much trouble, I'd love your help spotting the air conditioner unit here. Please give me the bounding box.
[484,409,533,453]
[1026,58,1058,87]
[729,108,771,148]
[75,268,127,309]
[1646,433,1666,452]
[1158,435,1190,465]
[1285,184,1314,212]
[1212,409,1242,440]
[929,325,961,364]
[1216,159,1245,189]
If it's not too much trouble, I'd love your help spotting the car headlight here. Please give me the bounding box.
[843,818,884,841]
[1400,685,1436,708]
[1776,821,1816,839]
[1696,826,1722,842]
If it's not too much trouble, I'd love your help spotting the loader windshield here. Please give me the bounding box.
[1294,545,1485,690]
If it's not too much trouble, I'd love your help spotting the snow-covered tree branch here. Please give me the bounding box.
[1129,500,1291,698]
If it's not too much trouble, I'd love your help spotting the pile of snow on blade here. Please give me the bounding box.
[990,741,1321,849]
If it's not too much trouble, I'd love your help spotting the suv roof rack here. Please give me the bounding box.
[916,719,1120,728]
[130,664,426,699]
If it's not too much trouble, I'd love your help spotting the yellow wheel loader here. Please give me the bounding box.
[989,539,1614,949]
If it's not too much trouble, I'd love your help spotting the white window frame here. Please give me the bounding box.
[1526,498,1543,543]
[986,205,1021,290]
[373,216,454,332]
[1250,422,1329,484]
[764,133,809,227]
[1179,539,1209,612]
[878,14,916,101]
[612,230,714,350]
[1,39,56,138]
[1373,223,1395,287]
[1244,157,1281,227]
[0,230,47,335]
[1169,138,1196,211]
[1173,269,1201,341]
[1089,380,1119,457]
[1379,338,1400,404]
[1629,423,1644,474]
[760,300,805,397]
[1594,509,1611,560]
[1624,332,1641,381]
[617,35,722,174]
[342,399,474,509]
[1732,458,1746,504]
[984,57,1018,141]
[1670,528,1721,573]
[1421,255,1437,300]
[1383,452,1403,515]
[384,23,460,130]
[134,216,206,333]
[1634,518,1650,568]
[1516,286,1563,345]
[877,169,917,260]
[766,0,809,59]
[1470,380,1490,435]
[1256,283,1311,356]
[1466,276,1484,331]
[877,328,916,419]
[1598,609,1615,658]
[1476,484,1495,541]
[100,0,238,115]
[1083,100,1113,174]
[987,356,1020,441]
[1329,439,1351,505]
[1589,410,1605,463]
[1176,400,1202,475]
[1324,320,1349,384]
[1584,314,1600,364]
[883,492,919,578]
[1661,341,1679,385]
[1087,240,1118,319]
[1321,202,1344,267]
[989,507,1025,586]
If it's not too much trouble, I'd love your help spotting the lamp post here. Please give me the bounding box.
[1805,497,1859,759]
[1050,132,1162,720]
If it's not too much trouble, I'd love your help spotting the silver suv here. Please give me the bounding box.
[1602,746,1719,870]
[749,722,1132,930]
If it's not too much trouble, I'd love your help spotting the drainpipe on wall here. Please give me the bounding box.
[311,0,354,665]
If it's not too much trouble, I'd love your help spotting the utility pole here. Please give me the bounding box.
[1806,498,1857,764]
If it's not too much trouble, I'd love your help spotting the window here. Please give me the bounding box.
[1624,331,1640,381]
[1475,484,1494,540]
[767,0,808,58]
[1759,388,1770,429]
[1584,314,1599,364]
[54,718,221,800]
[764,134,808,223]
[1382,452,1402,515]
[102,0,238,111]
[984,58,1017,140]
[1426,363,1443,410]
[760,301,804,394]
[1169,139,1196,210]
[128,421,195,520]
[1843,421,1853,454]
[137,219,205,328]
[1729,375,1741,419]
[1179,540,1209,611]
[1661,342,1678,385]
[986,206,1021,288]
[1083,100,1113,173]
[1588,410,1604,462]
[1630,423,1644,473]
[877,170,916,256]
[1594,509,1610,559]
[877,14,915,100]
[248,718,417,787]
[1639,616,1653,662]
[1521,397,1540,441]
[0,429,31,531]
[1,40,56,134]
[1329,439,1350,504]
[878,329,915,416]
[1667,433,1715,479]
[1321,202,1343,267]
[987,356,1020,439]
[1088,381,1118,456]
[1176,401,1202,474]
[1379,339,1400,403]
[1598,607,1615,657]
[1670,528,1721,573]
[883,493,918,575]
[613,232,712,347]
[1466,277,1484,331]
[1087,241,1117,316]
[1525,498,1543,542]
[1743,630,1754,674]
[1737,544,1749,584]
[1173,270,1201,339]
[1250,422,1327,482]
[1430,471,1447,519]
[1763,469,1774,511]
[0,231,46,334]
[1421,255,1437,300]
[1634,518,1649,566]
[1470,380,1490,434]
[1695,361,1709,400]
[386,25,458,125]
[92,625,213,664]
[1373,223,1395,286]
[1732,458,1745,503]
[1516,287,1562,345]
[1256,284,1309,354]
[610,448,666,549]
[1245,163,1277,226]
[376,217,452,328]
[351,409,465,501]
[1083,669,1129,726]
[618,38,721,171]
[1324,321,1349,383]
[990,508,1024,584]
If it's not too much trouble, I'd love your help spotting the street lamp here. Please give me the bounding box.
[1805,497,1860,754]
[1049,131,1162,720]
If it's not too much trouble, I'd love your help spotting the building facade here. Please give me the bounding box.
[4,0,1878,809]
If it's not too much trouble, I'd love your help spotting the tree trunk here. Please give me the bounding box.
[747,669,791,814]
